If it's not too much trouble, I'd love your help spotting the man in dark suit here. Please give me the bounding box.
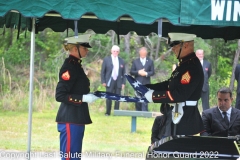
[234,64,240,109]
[101,45,126,116]
[130,47,155,111]
[201,87,240,137]
[196,49,212,111]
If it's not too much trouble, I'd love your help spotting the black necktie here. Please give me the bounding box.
[222,112,229,126]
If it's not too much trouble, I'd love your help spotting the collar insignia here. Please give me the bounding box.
[172,71,179,78]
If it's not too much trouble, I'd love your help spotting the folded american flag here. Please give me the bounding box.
[124,74,150,97]
[94,91,148,103]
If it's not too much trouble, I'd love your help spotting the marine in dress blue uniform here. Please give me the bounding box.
[55,35,98,160]
[145,33,204,136]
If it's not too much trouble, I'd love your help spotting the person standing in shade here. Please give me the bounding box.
[196,49,212,111]
[55,35,99,160]
[101,45,126,116]
[201,87,240,137]
[235,64,240,109]
[130,47,155,111]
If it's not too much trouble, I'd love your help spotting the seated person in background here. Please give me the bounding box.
[151,115,165,144]
[151,104,172,144]
[201,87,240,137]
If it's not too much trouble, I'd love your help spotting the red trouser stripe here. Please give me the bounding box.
[66,123,71,160]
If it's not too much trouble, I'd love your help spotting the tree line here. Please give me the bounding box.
[0,28,239,110]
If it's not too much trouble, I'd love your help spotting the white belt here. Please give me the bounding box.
[170,101,197,106]
[185,101,197,106]
[171,101,197,124]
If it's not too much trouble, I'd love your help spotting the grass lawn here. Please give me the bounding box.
[0,106,154,153]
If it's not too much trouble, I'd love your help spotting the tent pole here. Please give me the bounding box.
[27,17,35,160]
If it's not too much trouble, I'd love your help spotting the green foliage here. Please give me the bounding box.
[87,33,112,61]
[0,28,239,111]
[1,33,30,66]
[0,28,66,71]
[34,29,65,72]
[208,56,233,106]
[217,56,232,78]
[194,37,211,56]
[209,75,226,106]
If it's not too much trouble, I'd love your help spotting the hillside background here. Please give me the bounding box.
[0,28,239,112]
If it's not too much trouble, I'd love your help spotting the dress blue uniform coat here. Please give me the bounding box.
[56,55,92,124]
[146,52,204,135]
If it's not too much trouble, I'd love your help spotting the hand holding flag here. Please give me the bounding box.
[93,91,148,103]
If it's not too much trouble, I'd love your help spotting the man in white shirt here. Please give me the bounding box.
[196,49,212,111]
[101,45,126,116]
[201,87,240,137]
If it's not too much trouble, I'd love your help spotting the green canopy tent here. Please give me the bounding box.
[1,0,240,40]
[1,0,240,159]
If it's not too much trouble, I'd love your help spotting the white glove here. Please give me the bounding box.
[82,94,99,103]
[144,90,154,102]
